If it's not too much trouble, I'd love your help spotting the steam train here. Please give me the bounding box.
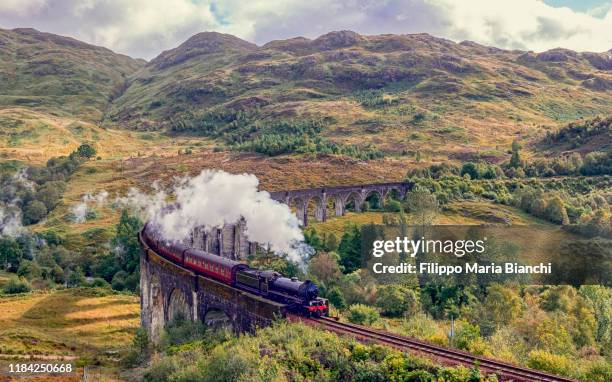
[140,224,329,317]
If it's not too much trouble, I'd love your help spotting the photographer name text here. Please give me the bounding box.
[372,262,552,275]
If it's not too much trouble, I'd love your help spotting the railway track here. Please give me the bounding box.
[290,315,578,382]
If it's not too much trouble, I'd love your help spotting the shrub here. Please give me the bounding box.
[143,356,177,381]
[161,314,206,348]
[375,285,420,317]
[347,304,380,325]
[75,143,97,159]
[17,260,42,280]
[384,199,402,212]
[123,327,151,368]
[453,321,481,351]
[583,360,612,382]
[2,276,31,294]
[111,271,128,291]
[90,277,110,288]
[526,350,573,376]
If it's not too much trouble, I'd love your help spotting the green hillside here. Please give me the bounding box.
[0,28,144,121]
[107,30,612,160]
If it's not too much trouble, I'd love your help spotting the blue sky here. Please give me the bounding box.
[544,0,608,12]
[0,0,610,59]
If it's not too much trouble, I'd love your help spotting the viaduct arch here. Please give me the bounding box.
[269,182,411,226]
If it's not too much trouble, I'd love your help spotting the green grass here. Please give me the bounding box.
[0,289,139,359]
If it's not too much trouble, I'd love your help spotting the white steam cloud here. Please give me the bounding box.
[0,169,33,237]
[71,190,109,223]
[0,204,25,237]
[116,170,310,264]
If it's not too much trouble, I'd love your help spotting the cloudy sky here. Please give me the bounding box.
[0,0,610,59]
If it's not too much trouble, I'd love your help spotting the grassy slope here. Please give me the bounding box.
[310,201,584,263]
[0,28,143,122]
[0,289,139,380]
[0,108,178,164]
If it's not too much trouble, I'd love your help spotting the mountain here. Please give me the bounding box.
[105,30,611,158]
[0,28,144,121]
[0,28,610,160]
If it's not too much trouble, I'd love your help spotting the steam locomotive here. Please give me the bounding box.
[140,224,329,317]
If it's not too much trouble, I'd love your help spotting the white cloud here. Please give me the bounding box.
[0,0,46,16]
[436,0,612,52]
[0,0,610,59]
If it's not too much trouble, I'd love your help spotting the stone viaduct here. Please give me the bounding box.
[140,236,287,343]
[269,182,412,226]
[140,181,412,342]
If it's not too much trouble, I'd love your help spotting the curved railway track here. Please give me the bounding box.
[289,315,578,382]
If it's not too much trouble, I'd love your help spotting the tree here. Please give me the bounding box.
[112,210,142,273]
[384,200,402,212]
[545,196,570,225]
[482,284,522,327]
[76,143,97,159]
[309,252,342,285]
[23,200,47,224]
[323,232,339,252]
[67,267,85,287]
[305,228,323,251]
[0,237,23,271]
[327,287,347,309]
[406,186,438,229]
[35,181,65,211]
[509,140,523,169]
[52,264,65,284]
[579,285,611,349]
[17,260,42,280]
[338,225,362,273]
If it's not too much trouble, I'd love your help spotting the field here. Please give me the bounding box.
[0,289,139,381]
[310,201,547,237]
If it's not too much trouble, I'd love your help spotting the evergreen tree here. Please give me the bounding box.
[305,228,324,251]
[338,225,362,273]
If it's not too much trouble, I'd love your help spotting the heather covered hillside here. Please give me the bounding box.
[0,28,144,121]
[106,31,612,159]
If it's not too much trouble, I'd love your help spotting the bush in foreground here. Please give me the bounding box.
[347,304,380,325]
[144,322,499,382]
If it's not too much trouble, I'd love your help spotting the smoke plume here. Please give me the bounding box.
[71,191,109,223]
[0,204,25,237]
[117,170,309,265]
